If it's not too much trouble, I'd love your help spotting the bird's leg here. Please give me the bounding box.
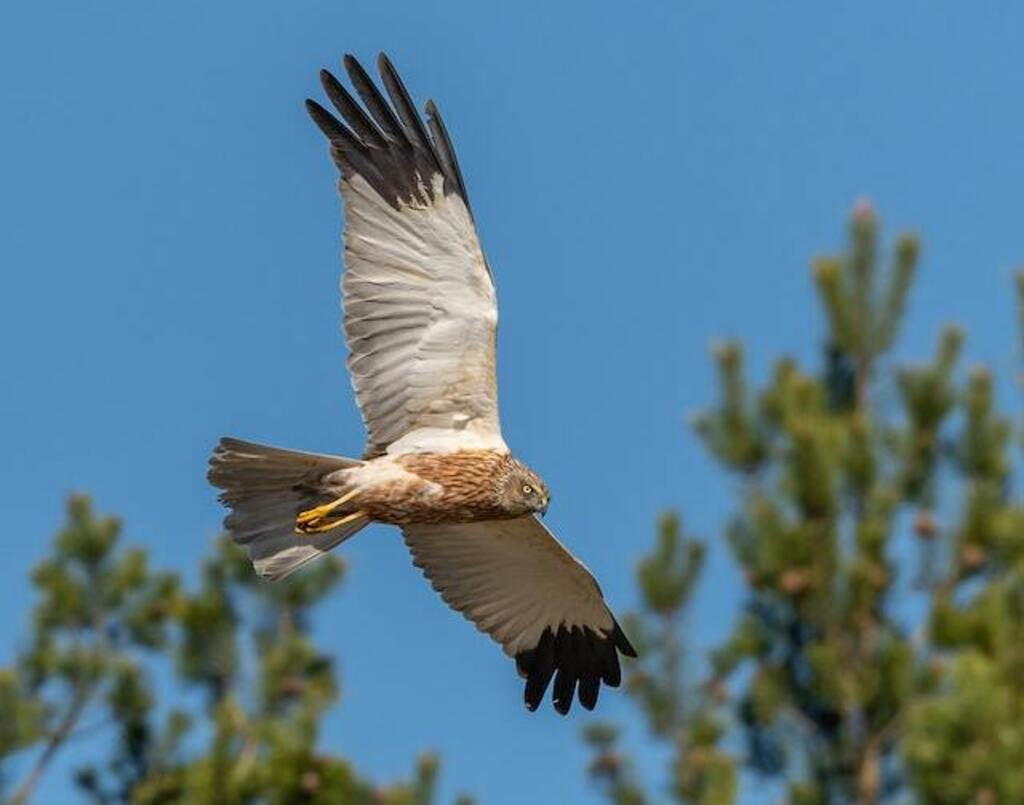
[295,488,362,535]
[295,509,367,535]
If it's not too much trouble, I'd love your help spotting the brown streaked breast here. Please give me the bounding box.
[361,449,513,525]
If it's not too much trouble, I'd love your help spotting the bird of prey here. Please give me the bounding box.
[208,53,636,714]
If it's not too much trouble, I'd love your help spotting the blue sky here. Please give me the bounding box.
[3,2,1024,802]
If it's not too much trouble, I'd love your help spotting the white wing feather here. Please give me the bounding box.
[342,172,504,456]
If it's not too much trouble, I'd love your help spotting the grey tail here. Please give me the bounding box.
[207,437,367,581]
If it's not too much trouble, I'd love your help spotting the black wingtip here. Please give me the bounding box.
[552,667,576,716]
[308,52,472,212]
[612,621,638,658]
[520,629,554,712]
[342,52,374,88]
[516,624,632,716]
[578,674,600,711]
[305,99,340,139]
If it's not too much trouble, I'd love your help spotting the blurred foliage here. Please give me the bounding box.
[583,514,736,805]
[585,204,1024,803]
[0,497,465,804]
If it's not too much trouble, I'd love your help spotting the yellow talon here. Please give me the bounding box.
[294,510,367,535]
[295,489,363,535]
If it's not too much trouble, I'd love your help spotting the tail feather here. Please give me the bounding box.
[208,437,368,580]
[248,515,369,581]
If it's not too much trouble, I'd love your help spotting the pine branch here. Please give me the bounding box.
[10,678,95,805]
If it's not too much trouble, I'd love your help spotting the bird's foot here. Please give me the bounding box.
[295,489,361,535]
[294,509,366,535]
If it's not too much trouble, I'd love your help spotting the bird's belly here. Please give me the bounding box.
[356,472,511,525]
[362,488,508,525]
[346,450,513,525]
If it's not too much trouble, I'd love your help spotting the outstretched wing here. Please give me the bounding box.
[401,516,637,714]
[306,54,503,459]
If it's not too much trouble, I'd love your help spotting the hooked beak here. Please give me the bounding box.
[540,496,550,517]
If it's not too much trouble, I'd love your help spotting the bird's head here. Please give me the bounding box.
[501,459,550,517]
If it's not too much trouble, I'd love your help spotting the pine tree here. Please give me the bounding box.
[583,513,736,805]
[585,204,1024,803]
[1,496,463,804]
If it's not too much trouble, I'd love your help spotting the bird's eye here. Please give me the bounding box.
[522,484,533,494]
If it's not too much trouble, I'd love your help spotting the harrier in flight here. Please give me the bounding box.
[208,54,635,714]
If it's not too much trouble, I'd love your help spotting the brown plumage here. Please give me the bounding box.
[262,449,548,527]
[356,450,547,524]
